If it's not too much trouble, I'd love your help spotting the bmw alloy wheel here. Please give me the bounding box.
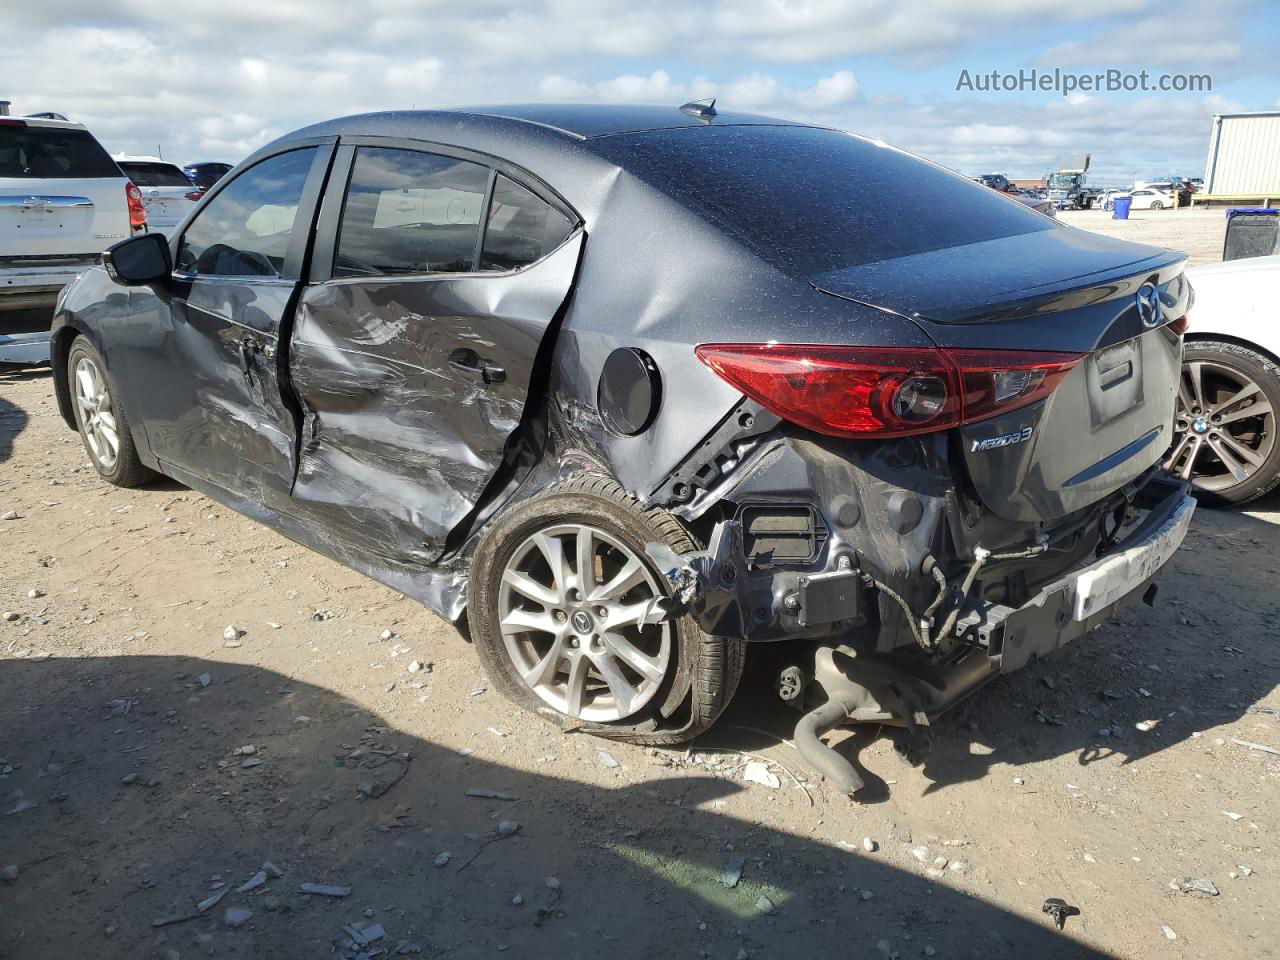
[1165,358,1275,491]
[497,523,672,722]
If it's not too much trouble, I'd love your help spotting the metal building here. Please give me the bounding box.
[1200,111,1280,203]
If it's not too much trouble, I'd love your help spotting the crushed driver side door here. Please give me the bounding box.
[287,139,583,566]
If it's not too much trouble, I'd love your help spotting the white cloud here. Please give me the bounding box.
[0,0,1270,181]
[538,69,860,113]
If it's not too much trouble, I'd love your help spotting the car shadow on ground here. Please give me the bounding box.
[0,369,42,464]
[0,654,1113,959]
[707,503,1280,803]
[0,392,29,466]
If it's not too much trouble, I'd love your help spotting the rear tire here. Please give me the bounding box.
[468,474,745,745]
[1150,201,1164,210]
[67,338,155,488]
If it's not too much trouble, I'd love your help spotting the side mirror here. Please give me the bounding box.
[102,232,172,286]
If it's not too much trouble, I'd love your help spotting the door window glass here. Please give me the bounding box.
[334,147,490,277]
[480,175,573,272]
[176,147,316,278]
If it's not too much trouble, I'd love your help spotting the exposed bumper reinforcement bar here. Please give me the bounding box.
[954,477,1194,673]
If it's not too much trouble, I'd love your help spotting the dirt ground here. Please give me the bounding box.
[2,210,1278,960]
[1056,208,1227,266]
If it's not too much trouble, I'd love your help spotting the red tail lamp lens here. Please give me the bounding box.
[946,349,1083,423]
[695,343,1084,439]
[125,182,147,229]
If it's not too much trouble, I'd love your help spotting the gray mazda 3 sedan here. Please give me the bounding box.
[49,103,1195,793]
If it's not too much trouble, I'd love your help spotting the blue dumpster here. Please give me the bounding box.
[1112,195,1132,220]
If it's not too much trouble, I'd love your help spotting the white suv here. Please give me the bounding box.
[1,110,145,364]
[114,155,199,236]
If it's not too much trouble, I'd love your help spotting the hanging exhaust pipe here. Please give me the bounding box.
[794,693,866,796]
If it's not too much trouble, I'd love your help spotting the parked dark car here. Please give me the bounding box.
[50,104,1195,792]
[180,160,232,191]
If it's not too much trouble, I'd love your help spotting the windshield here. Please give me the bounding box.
[1048,174,1079,188]
[119,161,191,187]
[0,125,120,179]
[587,126,1055,274]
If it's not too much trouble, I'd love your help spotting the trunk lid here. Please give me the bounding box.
[0,177,131,256]
[0,121,132,258]
[811,226,1180,328]
[817,230,1189,522]
[132,186,194,231]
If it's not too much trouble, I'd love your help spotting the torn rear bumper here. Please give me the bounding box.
[956,477,1194,672]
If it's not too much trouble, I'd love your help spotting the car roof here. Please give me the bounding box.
[5,116,88,131]
[443,103,804,139]
[287,103,806,145]
[114,154,180,165]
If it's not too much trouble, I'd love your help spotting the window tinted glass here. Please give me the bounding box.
[587,126,1056,274]
[334,147,490,278]
[479,175,573,272]
[0,125,119,179]
[176,148,316,278]
[119,161,191,187]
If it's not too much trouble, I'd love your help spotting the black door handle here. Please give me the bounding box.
[448,348,506,385]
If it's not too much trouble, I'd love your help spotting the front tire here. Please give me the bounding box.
[1166,340,1280,504]
[468,475,745,744]
[67,338,155,488]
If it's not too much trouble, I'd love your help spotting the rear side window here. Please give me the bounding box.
[334,147,490,278]
[119,162,191,187]
[0,125,120,179]
[587,125,1057,274]
[480,175,573,271]
[176,147,316,278]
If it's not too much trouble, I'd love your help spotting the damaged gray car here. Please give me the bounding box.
[50,103,1196,794]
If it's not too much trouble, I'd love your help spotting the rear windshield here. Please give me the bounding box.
[0,125,120,179]
[119,161,191,187]
[587,125,1056,274]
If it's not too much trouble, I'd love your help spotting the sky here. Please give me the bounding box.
[5,0,1279,185]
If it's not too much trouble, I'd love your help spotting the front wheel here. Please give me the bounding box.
[67,338,156,487]
[1165,340,1280,504]
[468,475,745,744]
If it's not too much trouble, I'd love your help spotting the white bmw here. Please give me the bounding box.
[1174,255,1280,503]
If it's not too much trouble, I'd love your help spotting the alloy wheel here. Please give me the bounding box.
[74,355,120,470]
[497,523,671,722]
[1165,359,1274,492]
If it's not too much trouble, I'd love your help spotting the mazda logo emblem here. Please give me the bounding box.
[1136,283,1162,328]
[570,610,594,634]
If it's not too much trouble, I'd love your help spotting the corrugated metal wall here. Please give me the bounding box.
[1205,114,1280,195]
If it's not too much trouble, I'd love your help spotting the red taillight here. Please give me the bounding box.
[184,189,204,202]
[695,343,1084,439]
[0,118,27,128]
[125,182,147,229]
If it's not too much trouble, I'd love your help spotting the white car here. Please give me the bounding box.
[1173,255,1280,503]
[1,112,145,364]
[1124,188,1172,210]
[114,155,199,236]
